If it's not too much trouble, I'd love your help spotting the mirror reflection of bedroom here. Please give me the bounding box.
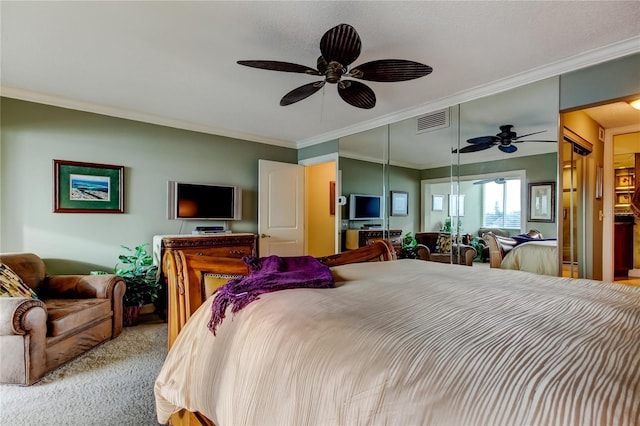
[338,55,639,284]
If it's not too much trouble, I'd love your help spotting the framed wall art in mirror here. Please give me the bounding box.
[448,194,465,216]
[391,191,409,216]
[53,159,124,213]
[528,182,555,222]
[432,194,444,211]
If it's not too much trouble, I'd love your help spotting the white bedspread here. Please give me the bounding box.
[501,240,558,276]
[155,259,640,426]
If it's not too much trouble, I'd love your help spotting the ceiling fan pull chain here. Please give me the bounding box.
[319,85,326,124]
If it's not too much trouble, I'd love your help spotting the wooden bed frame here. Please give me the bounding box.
[482,232,516,268]
[161,240,396,426]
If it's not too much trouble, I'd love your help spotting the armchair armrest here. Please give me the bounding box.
[0,297,48,384]
[447,244,477,266]
[46,274,125,299]
[0,297,46,336]
[415,244,431,261]
[458,245,477,266]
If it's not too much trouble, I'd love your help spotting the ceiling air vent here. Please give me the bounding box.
[417,109,449,134]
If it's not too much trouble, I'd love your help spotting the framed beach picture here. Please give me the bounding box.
[54,160,124,213]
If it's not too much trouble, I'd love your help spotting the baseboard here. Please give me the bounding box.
[628,268,640,278]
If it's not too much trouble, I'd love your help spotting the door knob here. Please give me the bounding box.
[260,233,271,238]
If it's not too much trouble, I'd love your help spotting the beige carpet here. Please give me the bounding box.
[0,321,168,426]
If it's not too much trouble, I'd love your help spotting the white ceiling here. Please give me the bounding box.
[2,1,640,155]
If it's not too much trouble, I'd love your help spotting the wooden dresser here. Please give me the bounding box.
[154,233,258,318]
[158,233,257,260]
[344,229,403,253]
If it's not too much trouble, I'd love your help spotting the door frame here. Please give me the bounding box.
[298,153,340,254]
[603,122,640,282]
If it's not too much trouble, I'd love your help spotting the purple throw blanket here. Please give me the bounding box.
[208,255,334,335]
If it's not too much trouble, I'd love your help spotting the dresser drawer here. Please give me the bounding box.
[178,245,253,258]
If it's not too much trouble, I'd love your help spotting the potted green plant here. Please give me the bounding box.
[399,232,418,259]
[468,236,486,261]
[114,243,160,326]
[441,217,462,233]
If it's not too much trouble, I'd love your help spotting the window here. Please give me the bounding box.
[482,179,521,229]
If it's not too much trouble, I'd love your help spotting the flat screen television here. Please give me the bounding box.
[167,181,242,220]
[349,194,383,220]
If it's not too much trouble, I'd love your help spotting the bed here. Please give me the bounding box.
[500,240,558,276]
[155,240,640,426]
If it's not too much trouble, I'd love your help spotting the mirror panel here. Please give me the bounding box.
[339,78,560,271]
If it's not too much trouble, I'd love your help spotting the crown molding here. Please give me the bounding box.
[0,86,297,149]
[2,36,638,151]
[296,36,640,148]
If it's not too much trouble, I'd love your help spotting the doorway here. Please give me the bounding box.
[258,156,339,257]
[560,100,640,283]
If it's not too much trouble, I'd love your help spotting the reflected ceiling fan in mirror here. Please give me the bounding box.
[237,23,433,109]
[455,125,556,154]
[473,177,509,185]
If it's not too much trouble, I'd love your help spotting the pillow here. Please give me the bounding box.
[0,262,38,299]
[202,273,245,299]
[434,233,452,253]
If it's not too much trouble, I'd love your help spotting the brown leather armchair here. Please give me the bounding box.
[414,232,477,266]
[0,253,126,385]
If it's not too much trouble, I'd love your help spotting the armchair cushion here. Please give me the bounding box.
[46,299,112,337]
[0,263,38,299]
[434,233,452,253]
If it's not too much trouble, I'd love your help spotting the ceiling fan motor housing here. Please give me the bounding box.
[325,61,345,84]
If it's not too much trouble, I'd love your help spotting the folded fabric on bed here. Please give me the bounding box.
[208,255,334,334]
[512,234,557,245]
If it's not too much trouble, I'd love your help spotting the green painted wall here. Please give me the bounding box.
[0,97,297,272]
[298,140,339,161]
[560,53,640,111]
[339,157,421,236]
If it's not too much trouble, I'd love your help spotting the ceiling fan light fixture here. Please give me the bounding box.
[628,98,640,110]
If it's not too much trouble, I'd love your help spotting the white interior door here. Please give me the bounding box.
[258,159,304,257]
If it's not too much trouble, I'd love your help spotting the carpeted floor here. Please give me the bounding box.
[0,319,168,426]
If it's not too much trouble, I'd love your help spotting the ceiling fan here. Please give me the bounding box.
[473,177,509,185]
[237,23,433,109]
[455,124,556,154]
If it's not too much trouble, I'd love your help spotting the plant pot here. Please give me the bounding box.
[123,305,141,327]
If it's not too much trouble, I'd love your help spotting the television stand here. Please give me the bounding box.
[344,229,402,254]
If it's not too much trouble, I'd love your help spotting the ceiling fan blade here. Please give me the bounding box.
[467,136,500,144]
[350,59,433,82]
[473,179,493,185]
[280,81,325,106]
[473,177,507,185]
[237,60,320,75]
[320,24,361,66]
[513,130,546,140]
[455,143,495,153]
[498,144,518,154]
[512,139,557,144]
[338,80,375,109]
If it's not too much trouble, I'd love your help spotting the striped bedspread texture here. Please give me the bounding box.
[500,240,558,276]
[154,259,640,426]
